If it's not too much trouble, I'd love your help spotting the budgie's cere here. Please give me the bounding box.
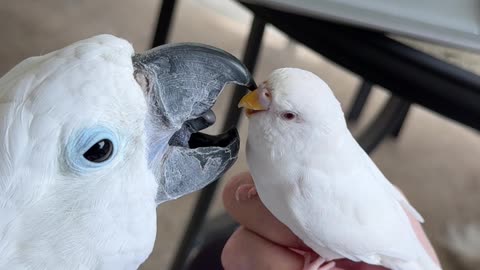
[0,34,254,269]
[239,68,441,270]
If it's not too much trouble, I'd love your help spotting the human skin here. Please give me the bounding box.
[221,172,441,270]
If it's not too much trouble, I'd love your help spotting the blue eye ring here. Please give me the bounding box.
[65,126,119,173]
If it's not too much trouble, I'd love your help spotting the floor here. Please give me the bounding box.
[1,1,479,269]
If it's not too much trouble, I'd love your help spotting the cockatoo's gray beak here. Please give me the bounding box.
[132,43,256,204]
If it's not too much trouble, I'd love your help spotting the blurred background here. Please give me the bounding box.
[1,0,478,269]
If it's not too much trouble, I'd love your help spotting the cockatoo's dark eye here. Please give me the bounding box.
[83,139,114,163]
[66,127,118,172]
[281,111,297,121]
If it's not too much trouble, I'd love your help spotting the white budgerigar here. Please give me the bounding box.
[0,34,254,269]
[238,68,441,270]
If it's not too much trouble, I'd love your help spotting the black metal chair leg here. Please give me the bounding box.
[223,16,266,129]
[152,0,178,47]
[347,80,373,122]
[168,16,266,270]
[390,103,411,138]
[185,214,238,270]
[357,95,411,154]
[347,80,410,139]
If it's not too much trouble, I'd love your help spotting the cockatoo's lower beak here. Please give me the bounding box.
[133,43,256,204]
[238,87,271,117]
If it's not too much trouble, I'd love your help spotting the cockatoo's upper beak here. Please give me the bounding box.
[132,43,256,204]
[238,87,271,117]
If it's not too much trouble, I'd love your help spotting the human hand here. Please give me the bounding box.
[221,172,440,270]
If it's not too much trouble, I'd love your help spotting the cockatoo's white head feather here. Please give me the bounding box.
[0,35,157,269]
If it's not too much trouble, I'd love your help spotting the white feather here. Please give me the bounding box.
[0,35,157,270]
[246,68,441,270]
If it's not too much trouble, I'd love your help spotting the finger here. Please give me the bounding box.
[223,172,308,250]
[396,189,441,265]
[406,210,441,265]
[221,226,303,270]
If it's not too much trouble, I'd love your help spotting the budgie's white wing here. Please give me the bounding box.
[291,165,421,267]
[353,140,424,223]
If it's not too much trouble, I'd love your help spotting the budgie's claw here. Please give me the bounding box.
[303,252,336,270]
[235,184,258,201]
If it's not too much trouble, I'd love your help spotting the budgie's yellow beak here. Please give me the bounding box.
[238,88,270,117]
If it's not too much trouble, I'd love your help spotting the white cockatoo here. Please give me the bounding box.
[0,34,254,269]
[237,68,441,270]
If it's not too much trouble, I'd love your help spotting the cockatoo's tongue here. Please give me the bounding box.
[133,43,256,204]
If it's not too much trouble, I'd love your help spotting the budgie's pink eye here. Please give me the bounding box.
[281,111,297,120]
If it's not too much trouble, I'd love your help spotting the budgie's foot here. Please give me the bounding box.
[303,253,336,270]
[235,184,257,201]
